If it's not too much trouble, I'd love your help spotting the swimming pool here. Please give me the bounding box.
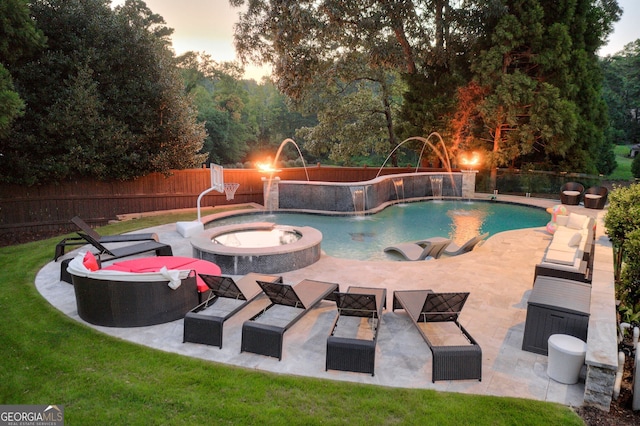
[205,201,549,261]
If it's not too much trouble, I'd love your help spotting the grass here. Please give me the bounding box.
[608,144,634,181]
[0,211,584,425]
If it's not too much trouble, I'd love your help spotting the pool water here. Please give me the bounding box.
[207,201,549,261]
[213,228,301,248]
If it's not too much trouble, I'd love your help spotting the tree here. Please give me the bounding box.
[177,52,253,165]
[452,0,620,188]
[231,0,483,164]
[0,0,206,185]
[0,0,46,137]
[601,40,640,148]
[177,51,319,167]
[295,58,406,165]
[233,0,620,176]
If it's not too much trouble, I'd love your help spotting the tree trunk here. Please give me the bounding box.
[491,118,503,191]
[383,87,399,167]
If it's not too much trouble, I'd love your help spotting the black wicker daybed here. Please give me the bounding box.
[241,279,339,360]
[326,286,386,376]
[66,254,199,327]
[183,273,282,348]
[392,290,482,382]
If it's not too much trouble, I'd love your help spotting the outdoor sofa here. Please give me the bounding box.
[535,212,595,283]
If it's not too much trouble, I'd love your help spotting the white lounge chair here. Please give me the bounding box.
[384,237,452,261]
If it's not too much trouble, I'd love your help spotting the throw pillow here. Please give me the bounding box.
[567,213,588,230]
[568,232,582,247]
[83,252,99,271]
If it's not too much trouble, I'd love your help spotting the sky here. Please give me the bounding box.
[111,0,640,79]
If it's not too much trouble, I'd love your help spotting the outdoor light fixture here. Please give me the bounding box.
[257,162,281,173]
[459,151,481,170]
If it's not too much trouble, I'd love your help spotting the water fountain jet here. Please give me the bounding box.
[260,138,310,211]
[375,132,453,178]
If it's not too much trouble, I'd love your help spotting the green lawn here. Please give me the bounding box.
[608,144,635,181]
[0,212,584,425]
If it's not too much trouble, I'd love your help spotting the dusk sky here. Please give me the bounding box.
[111,0,640,79]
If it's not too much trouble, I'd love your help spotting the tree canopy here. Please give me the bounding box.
[0,1,626,185]
[233,0,621,176]
[0,0,206,185]
[601,40,640,147]
[0,0,46,138]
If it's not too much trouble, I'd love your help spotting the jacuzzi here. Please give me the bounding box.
[191,222,322,275]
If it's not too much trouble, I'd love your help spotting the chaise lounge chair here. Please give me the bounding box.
[383,237,452,261]
[392,290,482,382]
[416,232,489,256]
[435,232,489,257]
[326,286,386,376]
[183,273,282,348]
[241,279,339,360]
[54,216,159,260]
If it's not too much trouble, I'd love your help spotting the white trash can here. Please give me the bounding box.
[547,334,587,384]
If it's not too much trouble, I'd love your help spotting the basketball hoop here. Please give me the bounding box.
[224,183,240,201]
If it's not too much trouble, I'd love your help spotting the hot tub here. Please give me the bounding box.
[191,222,322,275]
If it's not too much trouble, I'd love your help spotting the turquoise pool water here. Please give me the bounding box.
[207,201,549,261]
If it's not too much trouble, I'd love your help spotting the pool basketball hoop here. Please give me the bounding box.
[178,164,240,237]
[224,183,240,201]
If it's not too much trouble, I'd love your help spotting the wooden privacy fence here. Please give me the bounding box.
[0,166,418,243]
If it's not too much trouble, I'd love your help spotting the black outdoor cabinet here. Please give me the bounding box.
[522,276,591,356]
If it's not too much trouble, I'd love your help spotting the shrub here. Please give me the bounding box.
[604,183,640,312]
[620,228,640,310]
[632,154,640,179]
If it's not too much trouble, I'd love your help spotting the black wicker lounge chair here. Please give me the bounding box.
[383,237,452,261]
[54,216,159,260]
[183,273,282,348]
[241,279,338,360]
[560,182,584,205]
[392,290,482,382]
[326,286,386,376]
[583,186,608,209]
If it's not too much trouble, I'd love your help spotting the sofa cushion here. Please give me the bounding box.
[544,248,579,266]
[67,253,190,289]
[103,256,221,293]
[567,213,589,230]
